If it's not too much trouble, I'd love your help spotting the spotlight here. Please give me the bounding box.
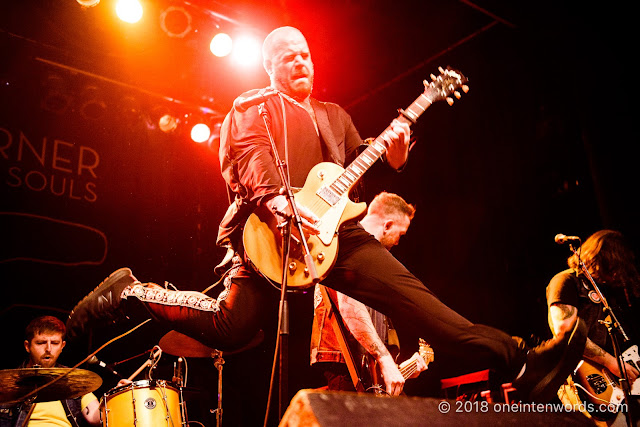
[79,85,106,120]
[159,114,178,133]
[76,0,100,7]
[230,35,262,67]
[116,0,143,24]
[190,122,211,143]
[150,105,179,133]
[160,6,192,38]
[210,33,233,57]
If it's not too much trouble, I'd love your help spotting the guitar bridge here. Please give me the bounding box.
[586,374,608,394]
[316,186,340,206]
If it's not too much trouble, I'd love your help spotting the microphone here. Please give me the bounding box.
[555,234,581,244]
[233,88,279,112]
[87,355,120,377]
[172,357,184,386]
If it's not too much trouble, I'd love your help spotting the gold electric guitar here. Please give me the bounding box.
[243,67,468,289]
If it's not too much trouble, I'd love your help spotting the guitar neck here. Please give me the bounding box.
[328,86,439,197]
[398,355,421,380]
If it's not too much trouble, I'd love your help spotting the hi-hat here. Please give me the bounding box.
[159,330,264,358]
[0,368,102,404]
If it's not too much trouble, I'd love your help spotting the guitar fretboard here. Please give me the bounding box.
[327,89,437,197]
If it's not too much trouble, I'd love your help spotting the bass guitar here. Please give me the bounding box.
[361,338,434,396]
[243,67,468,289]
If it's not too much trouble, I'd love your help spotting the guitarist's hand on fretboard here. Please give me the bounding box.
[382,119,411,170]
[402,351,429,379]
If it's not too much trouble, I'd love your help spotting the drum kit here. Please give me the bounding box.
[0,330,263,427]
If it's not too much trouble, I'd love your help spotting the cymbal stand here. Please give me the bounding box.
[173,357,188,427]
[211,350,224,427]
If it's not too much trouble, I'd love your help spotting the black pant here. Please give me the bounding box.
[167,222,525,379]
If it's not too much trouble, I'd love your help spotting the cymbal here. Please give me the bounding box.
[159,330,264,358]
[0,368,102,404]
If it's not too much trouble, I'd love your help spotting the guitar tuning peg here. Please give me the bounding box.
[438,66,445,74]
[454,91,461,99]
[446,97,454,106]
[423,79,430,87]
[462,85,470,93]
[430,74,437,81]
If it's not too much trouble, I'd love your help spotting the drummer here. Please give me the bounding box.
[14,316,101,426]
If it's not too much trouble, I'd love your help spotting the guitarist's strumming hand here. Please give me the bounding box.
[265,194,320,236]
[377,353,406,396]
[377,350,429,396]
[602,352,640,383]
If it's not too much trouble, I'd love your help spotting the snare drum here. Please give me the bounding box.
[101,380,183,427]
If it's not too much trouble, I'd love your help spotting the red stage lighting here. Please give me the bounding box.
[116,0,143,24]
[210,33,233,57]
[76,0,100,7]
[190,123,211,143]
[230,35,262,67]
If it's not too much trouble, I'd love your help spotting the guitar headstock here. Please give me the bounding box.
[418,338,434,365]
[423,67,469,106]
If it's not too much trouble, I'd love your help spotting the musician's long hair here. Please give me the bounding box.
[568,230,640,300]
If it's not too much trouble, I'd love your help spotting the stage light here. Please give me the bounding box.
[230,35,262,67]
[79,85,106,120]
[160,6,192,38]
[116,0,143,24]
[190,122,211,143]
[76,0,100,7]
[149,105,179,133]
[210,33,233,57]
[159,114,178,133]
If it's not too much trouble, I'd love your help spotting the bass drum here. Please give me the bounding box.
[101,380,183,427]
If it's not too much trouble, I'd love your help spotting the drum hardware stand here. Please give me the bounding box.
[173,357,189,427]
[210,350,224,427]
[258,100,320,425]
[567,242,636,427]
[126,347,163,382]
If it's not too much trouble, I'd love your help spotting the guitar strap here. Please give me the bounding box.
[318,285,366,392]
[312,99,344,167]
[386,318,401,351]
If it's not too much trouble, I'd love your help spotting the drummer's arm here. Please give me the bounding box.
[82,398,101,426]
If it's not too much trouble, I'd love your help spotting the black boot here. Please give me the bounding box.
[513,317,587,403]
[66,268,139,340]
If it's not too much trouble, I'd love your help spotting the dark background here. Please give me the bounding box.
[2,1,638,425]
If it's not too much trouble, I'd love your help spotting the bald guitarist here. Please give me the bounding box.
[311,192,428,396]
[67,26,586,404]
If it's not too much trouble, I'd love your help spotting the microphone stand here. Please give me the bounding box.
[568,243,635,426]
[257,103,319,423]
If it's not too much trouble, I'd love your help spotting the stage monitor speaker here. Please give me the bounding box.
[279,389,592,426]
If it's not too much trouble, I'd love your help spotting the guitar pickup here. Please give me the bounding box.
[316,186,340,206]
